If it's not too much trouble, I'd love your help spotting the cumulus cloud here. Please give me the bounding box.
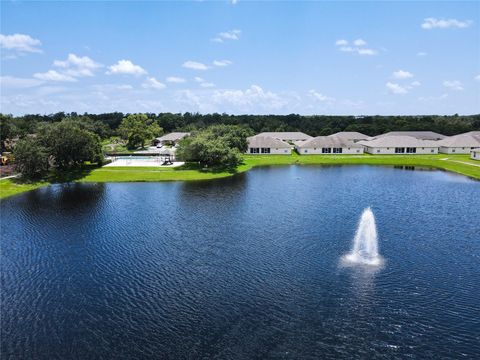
[182,61,209,70]
[421,18,473,30]
[193,76,215,88]
[33,70,77,82]
[443,80,464,91]
[53,53,102,77]
[142,77,166,90]
[212,85,287,111]
[335,38,378,56]
[386,82,408,95]
[308,90,335,103]
[106,60,147,75]
[411,81,421,87]
[475,75,480,81]
[417,52,427,57]
[166,76,186,83]
[0,33,42,53]
[211,29,241,43]
[392,70,414,79]
[213,59,232,67]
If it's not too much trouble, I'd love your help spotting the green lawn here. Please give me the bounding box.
[1,153,479,200]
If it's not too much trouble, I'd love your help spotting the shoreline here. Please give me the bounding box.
[1,154,479,200]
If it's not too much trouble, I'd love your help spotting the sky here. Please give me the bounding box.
[1,1,479,115]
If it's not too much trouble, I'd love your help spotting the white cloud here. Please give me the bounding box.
[106,60,147,75]
[142,77,166,90]
[33,70,77,82]
[335,38,378,56]
[335,39,348,46]
[417,52,427,57]
[386,82,408,95]
[211,29,241,43]
[0,75,44,88]
[194,77,205,83]
[421,18,473,30]
[166,76,186,83]
[117,84,133,90]
[212,85,287,111]
[200,82,215,88]
[443,80,463,91]
[308,90,335,103]
[230,0,238,4]
[53,53,102,77]
[182,61,209,70]
[392,70,414,79]
[418,94,448,102]
[0,33,42,53]
[475,75,480,81]
[353,38,367,46]
[213,59,232,67]
[411,81,421,87]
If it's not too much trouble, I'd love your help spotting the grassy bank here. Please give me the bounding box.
[1,154,479,200]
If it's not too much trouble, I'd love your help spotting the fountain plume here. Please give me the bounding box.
[343,207,382,266]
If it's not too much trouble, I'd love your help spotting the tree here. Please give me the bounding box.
[118,114,162,149]
[13,137,50,179]
[0,114,16,151]
[40,122,103,168]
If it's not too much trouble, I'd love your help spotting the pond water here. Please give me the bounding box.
[1,166,479,359]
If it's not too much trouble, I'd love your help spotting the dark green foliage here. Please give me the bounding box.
[176,125,248,168]
[13,137,50,178]
[118,114,162,149]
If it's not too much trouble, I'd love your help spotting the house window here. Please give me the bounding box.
[377,149,380,153]
[250,148,260,154]
[261,148,270,154]
[395,147,405,154]
[304,149,308,153]
[406,147,416,153]
[333,148,343,154]
[452,149,456,153]
[431,149,434,153]
[322,148,332,153]
[357,150,360,153]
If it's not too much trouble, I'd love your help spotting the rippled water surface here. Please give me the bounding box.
[1,166,480,359]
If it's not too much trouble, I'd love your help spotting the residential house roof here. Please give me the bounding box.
[358,136,439,148]
[329,131,369,141]
[297,135,363,148]
[156,132,190,142]
[247,135,291,148]
[437,132,480,148]
[374,131,446,140]
[256,132,312,141]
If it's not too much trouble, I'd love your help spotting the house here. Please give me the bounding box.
[373,131,446,141]
[358,136,439,154]
[256,132,312,143]
[295,135,364,155]
[247,135,291,154]
[154,132,190,146]
[471,149,480,161]
[436,131,480,154]
[329,131,369,142]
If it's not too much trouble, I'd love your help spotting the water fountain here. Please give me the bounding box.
[343,207,382,266]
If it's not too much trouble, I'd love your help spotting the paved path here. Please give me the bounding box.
[0,174,18,181]
[441,158,480,167]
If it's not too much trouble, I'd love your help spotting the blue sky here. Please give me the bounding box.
[1,1,479,115]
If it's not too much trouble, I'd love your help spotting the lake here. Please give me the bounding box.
[1,165,479,359]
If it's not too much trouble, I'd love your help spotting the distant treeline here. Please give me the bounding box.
[2,112,480,140]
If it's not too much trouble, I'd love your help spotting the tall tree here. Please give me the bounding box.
[118,114,162,149]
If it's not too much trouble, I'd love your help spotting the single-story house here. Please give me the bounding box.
[296,135,364,155]
[154,132,190,146]
[358,136,439,154]
[247,135,291,154]
[471,149,480,161]
[256,132,312,143]
[329,131,369,142]
[436,131,480,154]
[373,131,446,141]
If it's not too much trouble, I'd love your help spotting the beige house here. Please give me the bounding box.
[470,149,480,161]
[373,131,446,141]
[329,131,369,142]
[437,132,480,154]
[296,135,364,155]
[247,135,291,155]
[155,132,190,146]
[358,136,439,154]
[256,132,312,142]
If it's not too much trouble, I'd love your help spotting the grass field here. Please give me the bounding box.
[1,153,479,200]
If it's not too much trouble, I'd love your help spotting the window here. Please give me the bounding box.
[431,149,434,153]
[261,148,270,154]
[406,147,416,153]
[395,147,405,153]
[322,148,332,153]
[452,149,456,153]
[304,149,308,153]
[377,149,380,153]
[357,150,360,153]
[333,148,343,154]
[250,147,259,154]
